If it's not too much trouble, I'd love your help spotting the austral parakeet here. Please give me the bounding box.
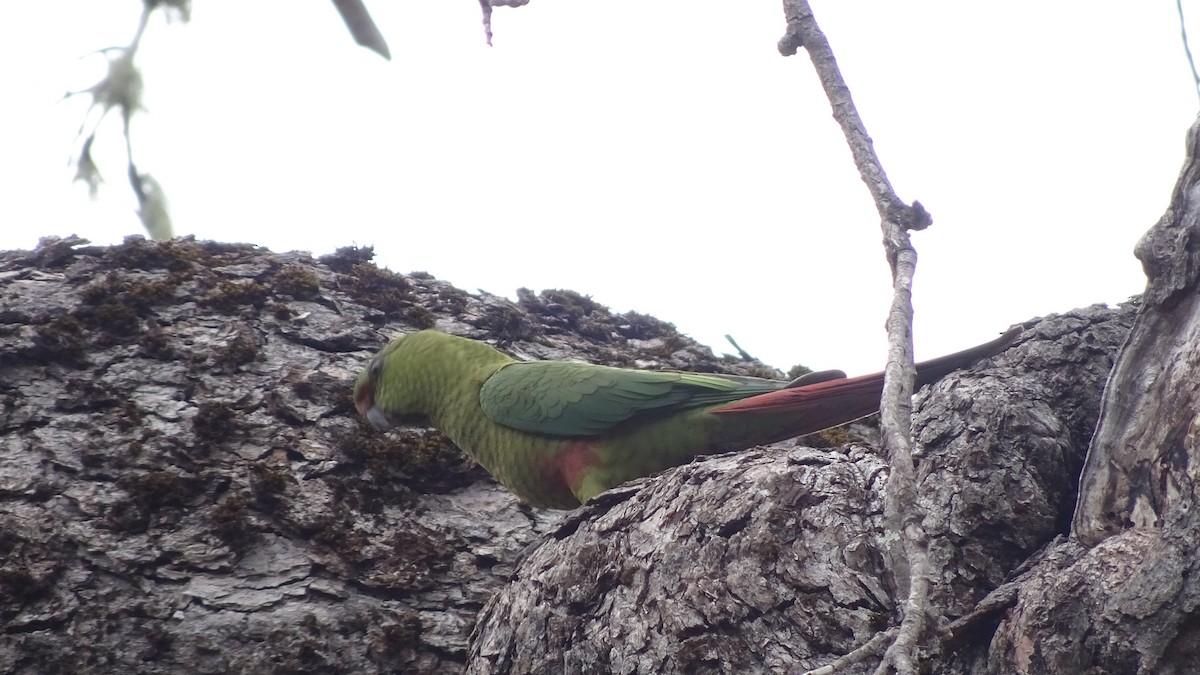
[354,328,1020,509]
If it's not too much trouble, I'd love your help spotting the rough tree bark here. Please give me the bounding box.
[11,3,1190,674]
[0,182,1190,673]
[978,115,1200,674]
[468,118,1200,673]
[468,304,1134,674]
[0,237,779,674]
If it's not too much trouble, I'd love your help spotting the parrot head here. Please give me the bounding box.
[353,351,386,429]
[354,334,427,431]
[355,330,518,435]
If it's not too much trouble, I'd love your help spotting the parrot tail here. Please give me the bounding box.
[711,325,1023,439]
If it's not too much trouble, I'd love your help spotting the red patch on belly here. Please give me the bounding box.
[555,440,600,494]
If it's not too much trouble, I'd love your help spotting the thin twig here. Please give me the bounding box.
[478,0,495,46]
[1177,0,1200,104]
[778,2,927,246]
[332,0,392,60]
[942,581,1020,649]
[723,334,755,361]
[803,628,897,675]
[779,2,934,673]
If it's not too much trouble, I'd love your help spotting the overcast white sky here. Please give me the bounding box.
[2,2,1197,373]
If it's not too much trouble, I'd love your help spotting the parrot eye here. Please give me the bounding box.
[369,357,383,380]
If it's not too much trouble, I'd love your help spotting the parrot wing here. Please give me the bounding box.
[478,361,787,437]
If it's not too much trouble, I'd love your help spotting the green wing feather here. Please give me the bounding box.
[478,361,786,437]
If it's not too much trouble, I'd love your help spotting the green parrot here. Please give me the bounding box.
[354,328,1020,509]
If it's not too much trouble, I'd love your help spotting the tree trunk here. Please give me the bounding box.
[466,119,1200,674]
[980,116,1200,674]
[7,130,1200,675]
[0,238,768,674]
[468,303,1134,674]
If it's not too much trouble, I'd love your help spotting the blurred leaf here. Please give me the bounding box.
[88,49,143,124]
[73,135,104,198]
[128,166,174,241]
[148,0,192,22]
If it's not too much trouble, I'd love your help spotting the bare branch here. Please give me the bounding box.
[779,1,934,672]
[479,0,530,46]
[802,628,896,675]
[1177,0,1200,104]
[332,0,391,60]
[778,1,920,243]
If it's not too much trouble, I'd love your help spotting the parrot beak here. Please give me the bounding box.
[354,379,375,421]
[365,407,397,431]
[354,378,399,431]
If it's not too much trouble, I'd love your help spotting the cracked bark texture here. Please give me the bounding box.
[0,236,782,674]
[1,231,1187,675]
[469,303,1137,674]
[974,117,1200,674]
[912,307,1133,618]
[470,119,1200,675]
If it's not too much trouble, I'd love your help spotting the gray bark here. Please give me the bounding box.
[979,116,1200,674]
[468,304,1135,675]
[2,205,1191,674]
[0,237,775,674]
[1074,117,1200,543]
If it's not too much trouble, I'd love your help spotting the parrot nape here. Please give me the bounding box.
[354,327,1021,509]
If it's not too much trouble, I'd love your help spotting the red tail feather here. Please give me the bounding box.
[711,326,1021,437]
[711,371,888,436]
